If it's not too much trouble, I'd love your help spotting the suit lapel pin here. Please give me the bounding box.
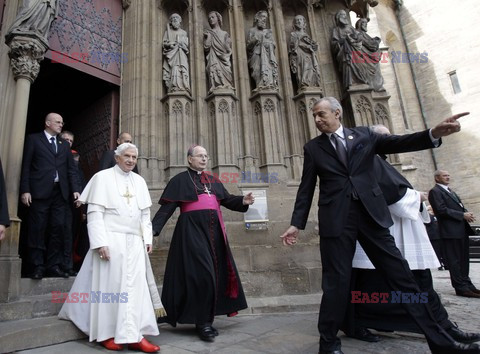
[348,135,353,140]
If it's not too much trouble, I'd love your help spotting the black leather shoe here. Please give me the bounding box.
[46,267,69,278]
[470,289,480,295]
[430,341,480,354]
[319,350,344,354]
[456,290,480,298]
[447,326,480,344]
[196,326,215,342]
[349,327,380,342]
[31,268,44,280]
[211,326,219,336]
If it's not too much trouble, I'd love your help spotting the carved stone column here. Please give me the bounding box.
[206,89,241,178]
[249,91,287,181]
[161,93,194,179]
[120,0,164,188]
[1,34,48,302]
[291,88,323,180]
[230,0,256,175]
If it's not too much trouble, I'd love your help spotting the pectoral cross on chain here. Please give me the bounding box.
[204,185,211,197]
[122,186,134,204]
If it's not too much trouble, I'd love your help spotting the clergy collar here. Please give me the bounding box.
[114,164,131,176]
[188,167,203,175]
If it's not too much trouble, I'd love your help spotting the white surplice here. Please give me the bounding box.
[59,165,161,344]
[352,188,440,270]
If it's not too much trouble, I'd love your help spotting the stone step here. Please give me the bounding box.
[0,277,76,322]
[20,277,75,296]
[0,293,63,321]
[0,316,86,353]
[246,293,321,314]
[0,293,320,353]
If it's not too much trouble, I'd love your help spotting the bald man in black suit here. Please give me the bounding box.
[20,113,81,279]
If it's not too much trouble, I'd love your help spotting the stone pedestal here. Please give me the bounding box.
[0,219,22,302]
[342,84,391,128]
[249,90,287,182]
[161,92,194,180]
[205,89,241,178]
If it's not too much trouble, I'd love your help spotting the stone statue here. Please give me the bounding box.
[246,10,278,91]
[355,18,384,91]
[163,13,191,93]
[331,9,370,91]
[204,11,234,93]
[5,0,59,42]
[289,15,322,91]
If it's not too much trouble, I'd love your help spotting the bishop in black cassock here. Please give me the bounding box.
[152,145,254,342]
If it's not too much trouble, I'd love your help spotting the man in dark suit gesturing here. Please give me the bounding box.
[20,113,81,279]
[428,170,478,298]
[280,97,477,354]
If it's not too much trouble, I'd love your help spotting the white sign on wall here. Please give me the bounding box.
[242,189,268,230]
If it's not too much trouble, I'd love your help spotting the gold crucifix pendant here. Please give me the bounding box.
[122,186,134,204]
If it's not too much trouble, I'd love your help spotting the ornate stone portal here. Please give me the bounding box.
[0,0,394,307]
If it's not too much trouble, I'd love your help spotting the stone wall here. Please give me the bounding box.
[395,0,480,214]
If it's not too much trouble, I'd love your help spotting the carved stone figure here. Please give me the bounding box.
[355,18,384,91]
[204,11,234,93]
[5,0,59,42]
[289,15,321,91]
[246,11,278,91]
[163,13,191,93]
[331,9,370,91]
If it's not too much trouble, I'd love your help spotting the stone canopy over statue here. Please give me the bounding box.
[163,13,191,93]
[331,9,384,92]
[246,10,279,92]
[5,0,59,42]
[289,15,322,92]
[204,11,234,93]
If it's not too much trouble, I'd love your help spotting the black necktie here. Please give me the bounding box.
[448,187,461,203]
[50,137,57,153]
[330,133,348,166]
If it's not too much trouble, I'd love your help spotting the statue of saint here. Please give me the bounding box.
[246,10,278,91]
[163,13,191,93]
[5,0,59,42]
[289,15,322,91]
[355,18,385,91]
[331,9,370,90]
[204,11,234,93]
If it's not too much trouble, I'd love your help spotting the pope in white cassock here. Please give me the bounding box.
[59,143,163,353]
